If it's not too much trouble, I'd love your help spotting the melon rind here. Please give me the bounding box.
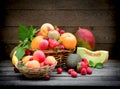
[76,47,109,67]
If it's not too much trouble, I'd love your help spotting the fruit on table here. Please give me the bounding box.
[25,60,41,68]
[76,47,109,67]
[33,50,46,63]
[12,51,18,66]
[48,30,60,40]
[56,67,63,74]
[40,23,55,37]
[30,36,43,50]
[66,53,82,69]
[59,32,77,50]
[75,27,96,50]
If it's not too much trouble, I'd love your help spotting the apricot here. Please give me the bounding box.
[30,36,43,50]
[26,60,40,68]
[59,32,77,49]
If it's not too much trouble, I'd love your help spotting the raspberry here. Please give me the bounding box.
[81,68,87,75]
[80,61,88,68]
[86,67,92,74]
[14,66,19,73]
[44,75,50,80]
[81,58,89,67]
[25,49,32,56]
[68,69,74,74]
[71,71,78,78]
[56,67,62,74]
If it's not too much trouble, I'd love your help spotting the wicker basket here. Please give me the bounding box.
[29,49,75,67]
[16,61,57,78]
[43,49,74,67]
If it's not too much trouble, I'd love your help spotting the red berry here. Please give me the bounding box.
[44,75,50,80]
[25,49,32,55]
[82,58,89,67]
[14,66,19,73]
[56,68,62,74]
[71,71,78,78]
[80,61,88,69]
[68,69,74,74]
[55,27,60,33]
[86,67,92,74]
[60,30,65,34]
[81,68,87,75]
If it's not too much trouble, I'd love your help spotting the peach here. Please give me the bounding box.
[33,50,46,63]
[45,56,57,65]
[39,39,49,50]
[48,30,60,40]
[22,55,33,64]
[30,36,44,50]
[40,23,54,37]
[26,60,40,68]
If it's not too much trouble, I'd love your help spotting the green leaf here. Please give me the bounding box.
[18,25,30,41]
[95,63,104,69]
[89,60,95,67]
[15,47,25,61]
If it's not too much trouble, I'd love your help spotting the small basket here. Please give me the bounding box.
[16,61,57,78]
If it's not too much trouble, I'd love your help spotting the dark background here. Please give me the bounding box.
[0,0,120,60]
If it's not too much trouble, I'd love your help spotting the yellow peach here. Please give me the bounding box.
[25,60,40,68]
[45,56,57,65]
[40,23,54,37]
[22,55,33,64]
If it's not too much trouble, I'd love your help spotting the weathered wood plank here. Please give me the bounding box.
[0,79,120,86]
[4,10,115,26]
[5,0,115,10]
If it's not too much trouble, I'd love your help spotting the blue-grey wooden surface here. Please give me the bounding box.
[0,59,120,86]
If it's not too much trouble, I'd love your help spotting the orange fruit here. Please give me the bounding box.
[59,32,77,49]
[30,36,43,50]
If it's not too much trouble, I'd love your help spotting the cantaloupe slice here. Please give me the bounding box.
[76,47,109,66]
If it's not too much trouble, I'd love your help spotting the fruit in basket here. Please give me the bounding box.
[22,55,33,64]
[45,56,57,66]
[75,27,96,50]
[12,51,18,66]
[66,54,82,69]
[76,47,109,67]
[48,39,60,50]
[30,36,44,50]
[26,60,40,68]
[59,32,77,49]
[39,39,49,50]
[33,50,46,63]
[40,23,55,37]
[48,30,60,40]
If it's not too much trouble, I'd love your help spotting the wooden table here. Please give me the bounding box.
[0,59,120,87]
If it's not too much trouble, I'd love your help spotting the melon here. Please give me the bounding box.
[76,47,109,67]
